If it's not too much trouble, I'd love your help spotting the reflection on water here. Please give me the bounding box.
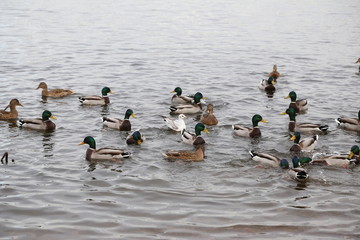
[42,132,55,157]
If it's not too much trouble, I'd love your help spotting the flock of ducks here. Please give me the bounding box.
[1,63,360,182]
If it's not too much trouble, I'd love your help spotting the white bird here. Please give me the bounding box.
[162,114,187,132]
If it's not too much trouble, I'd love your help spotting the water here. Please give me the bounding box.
[1,0,360,239]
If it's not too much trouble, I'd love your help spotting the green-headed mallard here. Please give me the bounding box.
[284,91,308,113]
[335,110,360,132]
[268,64,280,80]
[181,122,209,146]
[280,157,309,182]
[126,131,145,145]
[0,99,23,120]
[36,82,74,98]
[200,104,218,125]
[79,136,131,161]
[355,58,360,72]
[162,144,205,162]
[171,87,193,105]
[103,109,136,131]
[79,87,113,105]
[233,114,268,138]
[162,114,187,132]
[311,145,360,168]
[281,108,328,133]
[18,110,56,131]
[290,131,318,152]
[169,92,205,114]
[249,150,280,168]
[259,77,276,92]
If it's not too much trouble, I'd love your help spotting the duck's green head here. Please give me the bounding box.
[281,107,297,121]
[132,131,143,144]
[102,87,113,96]
[299,157,312,165]
[171,87,182,96]
[193,92,205,104]
[194,122,209,136]
[280,159,289,169]
[292,156,300,168]
[125,109,136,119]
[79,136,96,149]
[42,110,56,121]
[348,145,360,159]
[267,77,276,85]
[285,91,297,102]
[290,131,301,144]
[252,114,268,127]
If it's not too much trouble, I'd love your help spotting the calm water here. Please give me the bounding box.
[1,0,360,239]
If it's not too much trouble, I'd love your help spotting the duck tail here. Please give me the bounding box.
[334,118,341,125]
[17,119,25,127]
[121,152,132,158]
[249,150,257,158]
[319,125,329,132]
[78,97,85,103]
[169,106,177,112]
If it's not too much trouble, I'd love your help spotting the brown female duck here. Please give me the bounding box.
[36,82,74,97]
[162,144,205,162]
[0,99,23,120]
[200,104,218,125]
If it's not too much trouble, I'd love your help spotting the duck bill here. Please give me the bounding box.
[50,115,57,120]
[109,91,115,94]
[170,90,176,93]
[203,128,209,133]
[131,113,136,118]
[78,141,85,145]
[290,135,296,141]
[280,112,287,115]
[284,95,290,99]
[271,80,276,85]
[261,119,268,123]
[348,152,355,159]
[137,140,142,145]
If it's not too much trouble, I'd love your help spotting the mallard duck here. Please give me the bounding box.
[181,123,209,146]
[335,110,360,132]
[355,58,360,72]
[281,108,328,133]
[171,87,193,105]
[311,145,360,168]
[169,92,205,114]
[268,64,280,80]
[280,157,309,182]
[79,136,131,161]
[200,104,218,125]
[103,109,136,131]
[126,131,145,145]
[79,87,113,105]
[162,114,187,132]
[259,77,276,92]
[162,144,205,162]
[249,150,280,168]
[233,114,268,138]
[36,82,74,97]
[0,99,23,120]
[18,110,56,131]
[290,131,318,152]
[284,91,308,113]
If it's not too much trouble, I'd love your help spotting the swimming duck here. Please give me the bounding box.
[162,114,187,132]
[335,110,360,132]
[290,131,318,152]
[126,131,145,145]
[200,104,218,125]
[284,91,308,113]
[79,87,113,105]
[259,77,276,92]
[181,123,209,146]
[18,110,56,131]
[355,58,360,72]
[79,136,131,161]
[162,144,205,162]
[268,64,280,80]
[102,109,136,131]
[171,87,193,105]
[233,114,268,138]
[280,157,309,182]
[36,82,74,97]
[311,145,360,168]
[281,108,328,134]
[0,99,23,120]
[169,92,204,115]
[249,150,280,168]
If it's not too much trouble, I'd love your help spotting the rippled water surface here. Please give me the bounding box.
[1,0,360,239]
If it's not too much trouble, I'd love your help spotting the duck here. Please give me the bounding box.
[102,109,136,131]
[170,87,193,105]
[0,99,23,120]
[181,123,209,146]
[268,64,280,81]
[249,150,280,168]
[200,104,218,125]
[233,114,268,138]
[335,110,360,132]
[279,157,309,182]
[18,110,56,131]
[355,58,360,72]
[79,136,131,161]
[169,92,205,115]
[162,144,205,162]
[311,145,360,168]
[126,131,145,145]
[79,87,113,105]
[36,82,74,97]
[290,131,318,152]
[259,77,276,92]
[284,91,308,113]
[162,114,187,132]
[281,108,328,134]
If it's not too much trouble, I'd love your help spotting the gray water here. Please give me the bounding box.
[1,0,360,239]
